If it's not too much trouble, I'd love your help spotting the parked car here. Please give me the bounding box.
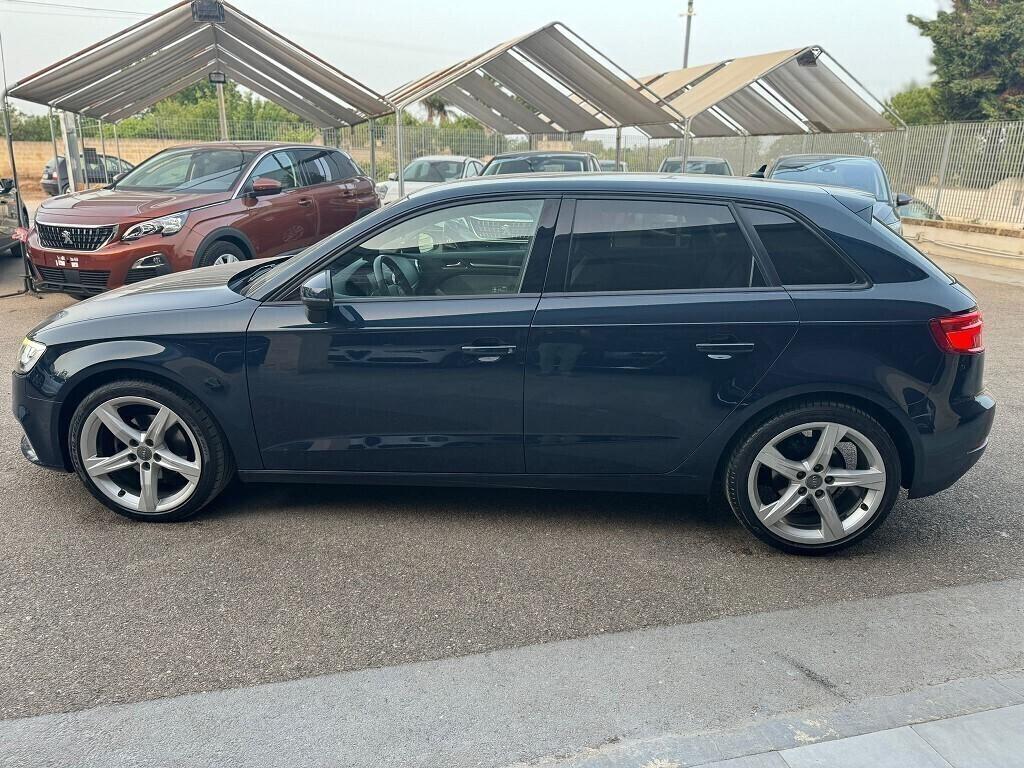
[1,178,29,258]
[481,150,601,175]
[758,154,911,234]
[376,155,483,205]
[14,174,993,554]
[898,196,943,222]
[41,154,134,196]
[598,160,629,172]
[658,155,734,175]
[25,142,378,296]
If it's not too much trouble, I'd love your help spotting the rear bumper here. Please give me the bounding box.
[908,391,995,498]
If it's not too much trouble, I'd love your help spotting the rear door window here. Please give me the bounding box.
[565,199,765,292]
[742,207,859,286]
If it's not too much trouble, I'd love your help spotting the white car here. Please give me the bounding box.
[376,155,484,205]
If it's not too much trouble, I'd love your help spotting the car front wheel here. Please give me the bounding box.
[725,401,901,554]
[69,379,234,521]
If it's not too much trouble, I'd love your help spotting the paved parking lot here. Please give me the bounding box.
[0,254,1021,725]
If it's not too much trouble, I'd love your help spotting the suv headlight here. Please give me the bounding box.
[122,211,189,241]
[15,338,46,374]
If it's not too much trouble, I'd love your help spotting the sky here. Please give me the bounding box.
[0,0,949,114]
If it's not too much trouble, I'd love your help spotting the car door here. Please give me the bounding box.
[294,149,375,239]
[246,195,559,474]
[239,150,319,256]
[524,196,798,475]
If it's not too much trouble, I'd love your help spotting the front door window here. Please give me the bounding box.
[327,200,545,298]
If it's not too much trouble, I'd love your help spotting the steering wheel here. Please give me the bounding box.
[372,254,415,297]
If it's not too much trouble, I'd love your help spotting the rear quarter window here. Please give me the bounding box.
[742,207,859,286]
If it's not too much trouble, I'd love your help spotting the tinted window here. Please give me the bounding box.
[769,157,889,201]
[743,207,858,286]
[483,155,588,175]
[331,152,360,179]
[295,149,339,185]
[566,199,764,293]
[403,159,465,182]
[328,200,545,298]
[249,151,299,190]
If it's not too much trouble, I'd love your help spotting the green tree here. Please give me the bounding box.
[909,1,1024,120]
[4,107,58,141]
[888,83,943,125]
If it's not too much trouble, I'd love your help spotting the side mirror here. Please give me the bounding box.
[112,172,126,183]
[387,172,398,181]
[250,177,283,198]
[896,193,913,207]
[300,270,333,323]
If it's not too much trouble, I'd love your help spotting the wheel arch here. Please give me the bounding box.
[193,227,256,264]
[56,360,234,472]
[705,387,920,496]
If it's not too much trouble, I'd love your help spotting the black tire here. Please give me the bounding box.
[724,400,902,555]
[194,240,247,269]
[68,379,234,522]
[60,183,70,195]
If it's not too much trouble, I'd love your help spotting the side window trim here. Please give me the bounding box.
[736,202,871,289]
[267,195,562,303]
[544,194,780,296]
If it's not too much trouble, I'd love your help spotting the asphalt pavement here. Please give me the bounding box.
[0,252,1020,740]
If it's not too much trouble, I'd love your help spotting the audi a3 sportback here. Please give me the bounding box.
[13,174,993,554]
[26,142,378,296]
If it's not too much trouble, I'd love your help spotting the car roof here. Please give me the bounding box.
[404,171,860,208]
[774,153,881,166]
[409,155,475,163]
[163,141,330,153]
[662,155,730,163]
[487,150,595,160]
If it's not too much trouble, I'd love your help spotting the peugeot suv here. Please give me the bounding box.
[26,142,378,295]
[13,174,993,554]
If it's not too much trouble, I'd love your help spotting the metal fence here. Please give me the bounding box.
[65,117,1024,227]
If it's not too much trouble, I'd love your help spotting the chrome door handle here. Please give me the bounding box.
[461,344,516,362]
[298,197,313,207]
[696,342,755,359]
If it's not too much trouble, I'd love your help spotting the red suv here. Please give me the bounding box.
[26,142,379,295]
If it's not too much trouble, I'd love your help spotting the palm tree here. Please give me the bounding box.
[422,95,453,125]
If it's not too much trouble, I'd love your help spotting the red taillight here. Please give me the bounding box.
[930,310,984,354]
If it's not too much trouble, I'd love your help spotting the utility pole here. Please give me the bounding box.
[682,0,695,68]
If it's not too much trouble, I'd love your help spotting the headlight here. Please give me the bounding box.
[15,338,46,374]
[122,211,189,241]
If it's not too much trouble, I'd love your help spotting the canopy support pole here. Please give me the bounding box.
[75,113,86,189]
[614,126,622,170]
[98,119,109,184]
[113,122,121,167]
[645,136,651,172]
[58,112,78,192]
[368,118,377,181]
[216,83,229,140]
[395,107,405,197]
[47,108,59,183]
[680,118,692,170]
[1,92,36,298]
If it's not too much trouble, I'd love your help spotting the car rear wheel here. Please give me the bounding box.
[724,401,901,555]
[69,379,234,522]
[195,240,247,268]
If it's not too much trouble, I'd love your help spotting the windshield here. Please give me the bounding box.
[770,157,889,201]
[115,147,258,192]
[660,159,732,175]
[482,155,587,175]
[403,159,465,183]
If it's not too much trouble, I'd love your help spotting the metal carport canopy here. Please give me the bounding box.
[386,22,686,138]
[639,46,902,138]
[3,0,391,127]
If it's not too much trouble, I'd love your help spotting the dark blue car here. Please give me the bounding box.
[12,174,994,554]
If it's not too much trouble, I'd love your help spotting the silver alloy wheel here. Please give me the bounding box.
[212,252,240,265]
[746,421,887,544]
[79,396,202,514]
